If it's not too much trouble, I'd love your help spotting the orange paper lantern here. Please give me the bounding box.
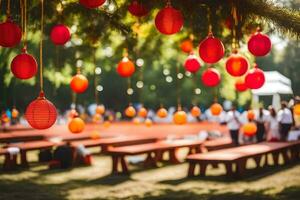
[180,39,193,53]
[191,106,201,117]
[90,131,100,139]
[242,122,257,136]
[294,104,300,116]
[138,107,148,118]
[68,117,85,134]
[95,105,105,115]
[145,118,153,127]
[173,111,187,125]
[210,103,223,116]
[103,120,111,128]
[70,74,89,93]
[92,113,102,123]
[117,57,135,78]
[125,105,136,118]
[247,110,255,121]
[11,108,19,118]
[132,117,141,125]
[157,107,168,118]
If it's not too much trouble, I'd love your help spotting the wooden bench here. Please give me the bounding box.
[71,136,158,152]
[107,139,204,174]
[203,137,234,152]
[186,141,300,177]
[0,133,44,143]
[0,148,18,170]
[6,141,64,167]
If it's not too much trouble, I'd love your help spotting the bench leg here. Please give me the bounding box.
[282,149,290,164]
[195,145,202,153]
[290,146,299,161]
[20,150,29,167]
[254,155,263,168]
[199,163,207,176]
[236,159,246,177]
[187,162,196,177]
[169,149,180,164]
[120,156,129,174]
[155,150,164,162]
[144,152,157,167]
[272,152,280,166]
[225,163,233,176]
[111,155,119,174]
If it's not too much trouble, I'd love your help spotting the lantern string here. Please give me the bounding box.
[39,0,44,92]
[231,1,239,50]
[127,78,132,104]
[20,0,27,49]
[166,0,171,7]
[6,0,10,17]
[93,47,99,105]
[206,6,212,34]
[176,64,181,110]
[192,73,198,106]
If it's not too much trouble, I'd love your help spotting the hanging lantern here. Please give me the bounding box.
[25,92,57,130]
[70,74,89,93]
[155,4,183,35]
[103,120,111,127]
[0,18,22,47]
[11,48,38,79]
[50,24,71,45]
[125,105,136,118]
[11,108,19,118]
[95,105,105,115]
[198,33,225,64]
[294,104,300,116]
[201,68,221,87]
[79,0,106,9]
[92,113,102,123]
[180,39,193,53]
[235,78,248,92]
[68,109,78,119]
[117,56,135,78]
[157,107,168,118]
[133,117,141,125]
[248,29,271,57]
[68,117,85,134]
[90,131,100,139]
[225,50,249,77]
[184,53,201,73]
[245,65,265,89]
[173,110,187,125]
[190,106,201,117]
[145,118,153,127]
[138,107,148,118]
[247,110,255,121]
[128,0,148,17]
[210,103,223,116]
[242,122,257,136]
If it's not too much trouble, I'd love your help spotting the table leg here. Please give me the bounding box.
[187,162,196,177]
[169,148,180,164]
[199,163,207,176]
[236,159,246,177]
[144,152,157,167]
[282,149,290,164]
[272,152,280,166]
[20,150,28,167]
[111,155,119,174]
[120,156,129,174]
[254,155,263,168]
[225,163,233,176]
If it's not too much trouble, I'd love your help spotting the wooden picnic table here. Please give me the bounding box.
[186,141,300,177]
[0,132,44,143]
[107,139,204,174]
[6,140,64,167]
[203,137,234,152]
[0,148,17,170]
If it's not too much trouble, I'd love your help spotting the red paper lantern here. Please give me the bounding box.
[226,51,249,77]
[79,0,106,9]
[125,105,136,118]
[0,18,22,47]
[157,107,168,118]
[191,106,201,117]
[68,117,85,134]
[201,68,221,87]
[184,53,201,73]
[117,57,135,77]
[235,78,248,92]
[248,30,271,57]
[245,65,265,89]
[173,110,187,125]
[128,0,148,17]
[242,122,257,136]
[70,74,89,93]
[25,92,57,130]
[199,33,225,64]
[11,49,38,79]
[210,103,223,116]
[50,24,71,45]
[180,39,193,53]
[155,5,183,35]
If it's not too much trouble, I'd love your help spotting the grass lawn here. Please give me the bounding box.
[0,148,300,200]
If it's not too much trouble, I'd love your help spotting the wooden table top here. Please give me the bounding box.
[7,141,64,151]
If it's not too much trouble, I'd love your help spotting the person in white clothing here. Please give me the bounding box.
[277,101,293,140]
[226,106,241,146]
[266,106,280,141]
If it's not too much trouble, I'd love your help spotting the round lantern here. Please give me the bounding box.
[133,117,141,125]
[242,122,257,136]
[190,106,201,117]
[68,117,85,134]
[201,68,221,87]
[138,107,148,118]
[294,104,300,116]
[90,131,100,139]
[173,110,187,125]
[155,5,183,35]
[125,105,136,118]
[235,78,248,92]
[25,92,57,130]
[199,33,225,64]
[11,49,38,79]
[117,57,135,77]
[69,109,79,119]
[210,103,223,116]
[247,110,255,121]
[50,24,71,45]
[248,30,271,57]
[245,66,265,89]
[92,113,102,123]
[157,107,168,118]
[184,53,201,73]
[225,51,249,77]
[103,120,111,128]
[180,39,193,53]
[79,0,106,9]
[0,19,22,47]
[11,108,19,118]
[145,118,153,127]
[128,0,148,17]
[95,105,105,115]
[70,74,89,93]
